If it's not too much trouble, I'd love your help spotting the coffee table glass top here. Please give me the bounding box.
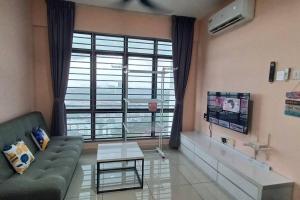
[97,142,144,162]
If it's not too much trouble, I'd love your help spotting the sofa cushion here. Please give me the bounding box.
[3,140,35,174]
[31,127,50,151]
[0,136,83,200]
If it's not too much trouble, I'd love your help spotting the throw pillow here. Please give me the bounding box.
[31,127,50,151]
[3,140,35,174]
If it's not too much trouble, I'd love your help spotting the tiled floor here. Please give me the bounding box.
[65,149,234,200]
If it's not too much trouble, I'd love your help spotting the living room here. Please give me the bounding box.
[0,0,299,200]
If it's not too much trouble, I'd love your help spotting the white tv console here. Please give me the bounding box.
[180,132,293,200]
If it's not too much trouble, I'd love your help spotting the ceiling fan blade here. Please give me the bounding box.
[116,0,133,7]
[139,0,170,13]
[140,0,160,9]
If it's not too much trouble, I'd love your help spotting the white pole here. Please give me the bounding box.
[156,67,165,158]
[161,68,165,149]
[124,65,128,142]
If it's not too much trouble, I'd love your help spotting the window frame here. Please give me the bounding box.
[67,31,174,141]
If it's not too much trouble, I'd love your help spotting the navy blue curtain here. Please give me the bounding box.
[169,15,195,149]
[46,0,75,136]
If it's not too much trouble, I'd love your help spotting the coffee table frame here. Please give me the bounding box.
[96,158,144,193]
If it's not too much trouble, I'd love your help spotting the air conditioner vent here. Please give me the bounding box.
[210,14,245,34]
[208,0,255,36]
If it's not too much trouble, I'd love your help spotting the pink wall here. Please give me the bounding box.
[195,0,300,198]
[75,5,171,38]
[31,0,196,131]
[0,0,34,122]
[32,1,172,38]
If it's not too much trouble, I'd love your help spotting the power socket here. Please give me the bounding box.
[220,137,236,148]
[292,70,300,80]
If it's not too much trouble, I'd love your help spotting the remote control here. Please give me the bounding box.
[269,61,276,82]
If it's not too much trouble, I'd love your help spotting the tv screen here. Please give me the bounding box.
[207,92,251,134]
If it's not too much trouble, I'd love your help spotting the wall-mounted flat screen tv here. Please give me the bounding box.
[207,92,251,134]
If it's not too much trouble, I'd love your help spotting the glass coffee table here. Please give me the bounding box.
[96,142,144,193]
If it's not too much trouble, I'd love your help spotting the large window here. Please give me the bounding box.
[65,32,174,141]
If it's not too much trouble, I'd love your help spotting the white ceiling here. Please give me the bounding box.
[72,0,223,18]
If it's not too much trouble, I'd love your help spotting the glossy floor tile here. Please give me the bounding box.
[151,184,203,200]
[102,185,153,200]
[65,149,235,200]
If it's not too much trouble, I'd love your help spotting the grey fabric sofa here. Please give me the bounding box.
[0,112,83,200]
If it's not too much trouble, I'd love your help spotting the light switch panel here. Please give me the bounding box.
[284,68,291,80]
[276,71,285,81]
[292,70,300,80]
[276,68,290,81]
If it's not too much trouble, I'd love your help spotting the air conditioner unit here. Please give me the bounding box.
[208,0,255,35]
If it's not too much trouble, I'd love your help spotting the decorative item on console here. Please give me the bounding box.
[244,134,271,160]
